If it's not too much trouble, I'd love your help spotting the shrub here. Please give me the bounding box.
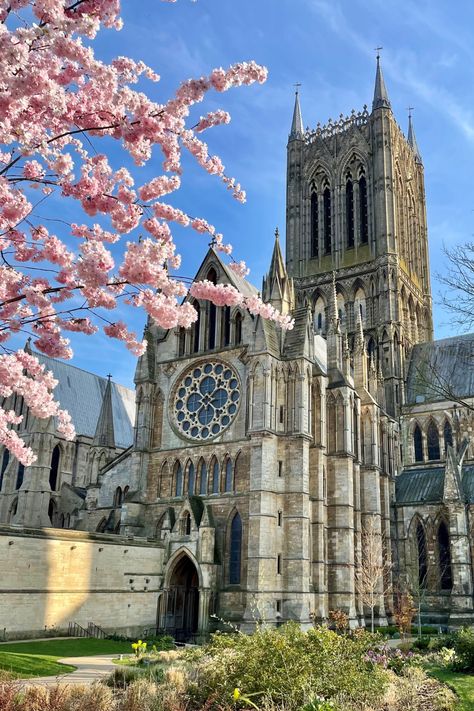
[378,665,456,711]
[105,666,143,689]
[412,636,431,652]
[428,634,456,652]
[183,623,389,710]
[452,626,474,671]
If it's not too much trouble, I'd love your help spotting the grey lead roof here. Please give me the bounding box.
[35,353,135,448]
[406,333,474,404]
[395,464,474,505]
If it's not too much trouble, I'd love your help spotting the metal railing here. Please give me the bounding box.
[68,621,88,638]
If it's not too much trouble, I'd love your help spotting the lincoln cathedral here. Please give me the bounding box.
[1,58,474,641]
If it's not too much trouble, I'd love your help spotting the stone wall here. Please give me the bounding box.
[0,525,164,640]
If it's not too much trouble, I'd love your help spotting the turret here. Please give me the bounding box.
[262,228,294,314]
[407,110,422,164]
[93,375,115,449]
[372,52,391,111]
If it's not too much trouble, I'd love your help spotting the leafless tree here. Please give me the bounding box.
[356,517,392,633]
[438,242,474,331]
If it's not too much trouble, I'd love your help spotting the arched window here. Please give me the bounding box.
[414,424,423,462]
[124,485,129,497]
[323,186,331,254]
[212,459,219,494]
[222,305,231,347]
[229,512,242,584]
[59,513,65,528]
[336,293,345,328]
[416,522,428,587]
[96,517,107,533]
[199,460,208,495]
[235,312,242,346]
[8,498,18,523]
[346,179,354,248]
[427,421,440,461]
[49,445,60,491]
[48,498,56,526]
[114,486,123,507]
[359,175,368,244]
[178,327,186,356]
[175,462,183,496]
[444,420,453,454]
[224,458,233,493]
[207,268,217,350]
[188,462,195,495]
[16,463,24,490]
[438,522,453,590]
[0,449,9,491]
[183,511,192,535]
[310,191,319,258]
[192,301,200,353]
[314,296,325,333]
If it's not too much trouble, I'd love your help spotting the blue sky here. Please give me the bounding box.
[21,0,474,387]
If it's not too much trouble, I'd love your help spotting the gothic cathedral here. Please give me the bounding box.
[1,58,474,640]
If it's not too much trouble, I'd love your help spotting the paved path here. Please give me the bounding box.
[21,654,121,686]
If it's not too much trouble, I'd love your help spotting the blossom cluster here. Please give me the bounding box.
[0,0,291,466]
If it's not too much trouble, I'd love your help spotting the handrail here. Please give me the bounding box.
[68,621,88,638]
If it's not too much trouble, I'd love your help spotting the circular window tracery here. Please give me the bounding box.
[172,361,240,441]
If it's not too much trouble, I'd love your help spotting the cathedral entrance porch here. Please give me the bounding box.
[158,551,211,643]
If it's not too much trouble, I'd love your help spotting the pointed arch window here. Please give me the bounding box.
[229,512,242,585]
[16,463,24,490]
[438,521,453,590]
[416,522,428,588]
[224,458,233,493]
[207,268,217,350]
[199,461,208,495]
[414,424,423,462]
[427,421,440,461]
[0,449,9,491]
[114,486,123,507]
[359,174,368,244]
[310,191,319,258]
[48,498,57,526]
[235,312,243,346]
[188,462,195,495]
[178,327,186,356]
[183,511,192,536]
[346,179,354,248]
[175,462,183,497]
[444,420,453,454]
[323,186,332,254]
[222,305,231,347]
[49,444,60,491]
[212,459,220,494]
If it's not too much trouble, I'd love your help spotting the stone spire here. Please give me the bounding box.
[262,228,293,313]
[407,110,422,164]
[327,272,343,375]
[93,375,115,448]
[372,53,391,111]
[328,271,340,334]
[289,87,304,140]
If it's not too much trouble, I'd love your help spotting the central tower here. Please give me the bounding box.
[286,58,433,416]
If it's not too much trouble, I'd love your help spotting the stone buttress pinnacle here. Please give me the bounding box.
[93,375,115,448]
[372,54,391,111]
[408,111,422,164]
[289,88,304,140]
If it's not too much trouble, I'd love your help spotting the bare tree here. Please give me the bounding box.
[438,242,474,331]
[356,517,392,633]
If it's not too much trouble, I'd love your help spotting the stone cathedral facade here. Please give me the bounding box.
[1,59,474,640]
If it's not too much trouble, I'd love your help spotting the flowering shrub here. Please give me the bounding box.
[364,643,415,675]
[131,639,147,658]
[0,0,293,465]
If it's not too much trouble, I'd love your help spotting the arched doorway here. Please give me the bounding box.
[162,554,199,642]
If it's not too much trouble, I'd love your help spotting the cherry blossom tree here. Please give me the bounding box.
[0,0,293,466]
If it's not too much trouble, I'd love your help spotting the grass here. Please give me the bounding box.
[427,666,474,711]
[0,638,133,679]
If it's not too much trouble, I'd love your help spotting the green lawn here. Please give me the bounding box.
[0,638,133,678]
[428,666,474,711]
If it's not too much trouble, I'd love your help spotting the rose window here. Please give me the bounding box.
[173,361,240,441]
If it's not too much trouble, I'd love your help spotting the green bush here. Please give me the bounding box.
[412,636,431,651]
[183,623,389,710]
[453,626,474,672]
[105,666,143,688]
[428,634,457,652]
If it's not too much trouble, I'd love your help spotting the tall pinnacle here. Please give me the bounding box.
[93,374,115,448]
[372,52,391,111]
[268,227,286,280]
[407,110,422,164]
[289,86,304,140]
[328,271,340,333]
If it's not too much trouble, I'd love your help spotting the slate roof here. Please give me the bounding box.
[35,353,135,448]
[406,334,474,404]
[395,464,474,505]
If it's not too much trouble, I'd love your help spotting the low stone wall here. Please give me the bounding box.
[0,525,164,640]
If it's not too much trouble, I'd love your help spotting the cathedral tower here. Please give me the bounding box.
[286,57,433,416]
